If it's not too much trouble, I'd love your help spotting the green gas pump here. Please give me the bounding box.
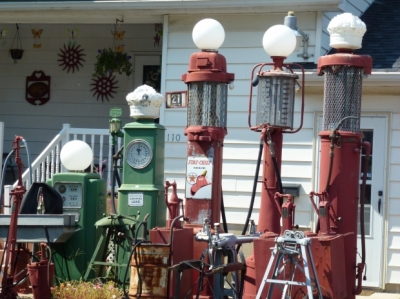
[46,140,106,282]
[118,85,166,229]
[116,85,167,285]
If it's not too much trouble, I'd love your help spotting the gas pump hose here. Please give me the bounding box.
[1,138,32,205]
[0,150,15,207]
[356,141,371,294]
[237,139,263,253]
[221,192,228,233]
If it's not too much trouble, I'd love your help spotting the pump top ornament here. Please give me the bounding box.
[126,84,163,119]
[327,12,367,50]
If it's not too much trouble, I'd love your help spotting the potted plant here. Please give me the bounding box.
[93,48,133,77]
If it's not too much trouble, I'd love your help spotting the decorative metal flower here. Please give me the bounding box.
[90,75,119,102]
[57,44,86,73]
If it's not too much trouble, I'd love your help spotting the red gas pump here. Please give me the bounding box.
[314,12,372,298]
[242,24,305,298]
[181,19,234,230]
[180,18,234,297]
[147,19,236,295]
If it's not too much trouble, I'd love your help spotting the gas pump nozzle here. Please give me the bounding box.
[141,213,150,240]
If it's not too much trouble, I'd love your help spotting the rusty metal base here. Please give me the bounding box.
[145,227,194,298]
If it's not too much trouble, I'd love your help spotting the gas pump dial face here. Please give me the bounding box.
[126,139,153,169]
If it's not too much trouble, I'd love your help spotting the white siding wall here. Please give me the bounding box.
[388,114,400,284]
[162,14,319,228]
[0,23,161,167]
[362,94,400,285]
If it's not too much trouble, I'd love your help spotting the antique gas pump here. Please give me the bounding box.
[314,13,372,299]
[118,85,166,228]
[242,23,305,298]
[117,85,166,284]
[47,140,106,281]
[180,18,234,297]
[181,18,234,229]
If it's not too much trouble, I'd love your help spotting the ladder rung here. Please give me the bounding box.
[91,261,127,267]
[266,278,309,286]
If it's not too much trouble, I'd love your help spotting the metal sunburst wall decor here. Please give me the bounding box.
[90,75,118,102]
[57,43,86,73]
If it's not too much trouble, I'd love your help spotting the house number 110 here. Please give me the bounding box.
[166,134,181,142]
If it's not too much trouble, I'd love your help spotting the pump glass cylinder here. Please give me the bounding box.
[187,82,228,127]
[256,74,297,129]
[322,65,364,133]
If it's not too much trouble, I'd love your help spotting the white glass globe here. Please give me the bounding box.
[262,24,297,57]
[60,140,93,171]
[192,18,225,50]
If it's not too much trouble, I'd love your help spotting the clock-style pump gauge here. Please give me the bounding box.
[126,139,153,169]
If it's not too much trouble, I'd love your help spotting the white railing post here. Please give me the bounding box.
[61,124,71,173]
[3,185,12,215]
[107,135,112,191]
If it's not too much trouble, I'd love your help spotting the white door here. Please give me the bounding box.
[357,116,387,288]
[316,115,387,288]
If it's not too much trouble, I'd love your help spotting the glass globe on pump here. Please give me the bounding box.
[192,18,225,51]
[60,140,93,172]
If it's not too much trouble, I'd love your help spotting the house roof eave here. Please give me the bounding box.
[0,0,342,24]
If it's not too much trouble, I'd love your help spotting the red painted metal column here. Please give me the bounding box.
[258,128,283,234]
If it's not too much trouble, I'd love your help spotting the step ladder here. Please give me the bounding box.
[256,230,322,299]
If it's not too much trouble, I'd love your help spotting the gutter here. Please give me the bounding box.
[0,0,341,12]
[303,71,400,87]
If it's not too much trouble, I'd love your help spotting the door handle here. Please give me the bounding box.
[378,198,381,214]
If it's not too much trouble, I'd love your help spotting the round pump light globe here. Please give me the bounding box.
[192,18,225,50]
[60,140,93,171]
[262,24,297,57]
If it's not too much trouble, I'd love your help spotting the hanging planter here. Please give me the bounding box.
[9,24,24,63]
[10,49,24,60]
[93,47,133,77]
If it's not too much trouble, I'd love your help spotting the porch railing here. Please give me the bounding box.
[13,124,122,190]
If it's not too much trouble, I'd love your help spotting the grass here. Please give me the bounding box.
[51,280,124,299]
